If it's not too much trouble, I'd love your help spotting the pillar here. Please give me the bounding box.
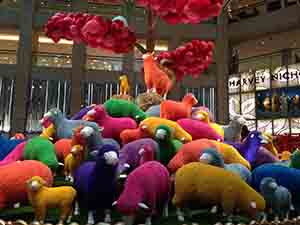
[70,0,88,115]
[215,13,230,124]
[122,5,136,95]
[11,0,37,134]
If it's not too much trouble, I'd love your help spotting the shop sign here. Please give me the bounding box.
[228,65,300,89]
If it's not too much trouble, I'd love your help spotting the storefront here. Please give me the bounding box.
[229,48,300,134]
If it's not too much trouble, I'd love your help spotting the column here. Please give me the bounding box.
[70,0,88,115]
[215,13,230,124]
[122,6,136,95]
[167,37,183,100]
[11,0,37,134]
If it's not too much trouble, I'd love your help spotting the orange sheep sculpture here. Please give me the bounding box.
[160,93,198,121]
[143,52,173,99]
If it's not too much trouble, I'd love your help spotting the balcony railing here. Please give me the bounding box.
[0,50,17,65]
[86,55,123,71]
[34,52,72,68]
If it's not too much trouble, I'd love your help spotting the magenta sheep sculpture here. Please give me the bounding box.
[0,160,53,209]
[113,161,170,225]
[0,142,26,167]
[177,118,224,141]
[83,105,137,142]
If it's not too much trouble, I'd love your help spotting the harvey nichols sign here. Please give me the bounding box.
[228,67,300,88]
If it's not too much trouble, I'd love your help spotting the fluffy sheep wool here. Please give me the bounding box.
[173,162,265,218]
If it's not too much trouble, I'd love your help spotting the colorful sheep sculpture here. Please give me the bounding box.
[26,176,77,225]
[117,138,159,176]
[23,136,60,171]
[103,98,147,122]
[113,161,170,225]
[160,93,198,121]
[259,177,293,222]
[73,144,119,225]
[173,162,265,222]
[40,108,101,139]
[0,160,53,209]
[222,114,247,142]
[64,144,85,182]
[0,134,25,160]
[83,105,137,142]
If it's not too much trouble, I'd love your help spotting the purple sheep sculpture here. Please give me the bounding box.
[113,161,170,225]
[117,138,159,176]
[73,144,119,225]
[71,104,96,120]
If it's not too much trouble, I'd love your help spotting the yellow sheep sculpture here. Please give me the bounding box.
[64,144,85,182]
[26,176,77,225]
[173,162,265,222]
[119,75,130,95]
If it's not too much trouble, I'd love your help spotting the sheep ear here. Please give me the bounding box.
[138,202,149,210]
[112,201,117,207]
[250,201,256,209]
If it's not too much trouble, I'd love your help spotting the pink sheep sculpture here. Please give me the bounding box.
[83,105,137,142]
[0,142,27,167]
[0,160,53,209]
[177,118,224,141]
[113,161,170,225]
[160,93,198,121]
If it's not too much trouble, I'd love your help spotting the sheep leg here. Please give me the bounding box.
[123,215,135,225]
[163,202,169,218]
[145,216,152,225]
[163,93,167,99]
[274,216,280,223]
[74,202,80,216]
[69,176,74,183]
[35,206,46,224]
[284,211,290,221]
[260,212,268,223]
[87,211,95,225]
[176,208,185,222]
[104,209,112,223]
[210,205,218,214]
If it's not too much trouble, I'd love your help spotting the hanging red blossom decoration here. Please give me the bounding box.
[45,13,137,54]
[136,0,223,24]
[156,40,214,81]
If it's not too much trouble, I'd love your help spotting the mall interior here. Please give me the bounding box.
[0,0,299,136]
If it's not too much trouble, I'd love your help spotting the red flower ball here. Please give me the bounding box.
[157,40,214,81]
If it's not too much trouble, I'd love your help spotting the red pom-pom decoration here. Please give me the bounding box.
[157,40,214,81]
[136,0,223,24]
[45,13,137,54]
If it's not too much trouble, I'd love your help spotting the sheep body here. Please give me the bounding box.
[115,161,170,216]
[199,148,252,184]
[103,98,147,122]
[54,139,72,161]
[252,164,300,206]
[41,108,100,139]
[173,162,265,218]
[160,93,198,121]
[74,144,119,214]
[83,105,137,142]
[222,115,246,142]
[117,138,159,175]
[0,135,25,160]
[27,176,76,224]
[259,177,292,219]
[23,136,59,171]
[177,118,223,141]
[120,128,150,145]
[139,117,192,143]
[0,142,26,167]
[0,160,53,209]
[168,138,250,173]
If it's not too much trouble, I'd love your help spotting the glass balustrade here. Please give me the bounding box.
[0,77,14,132]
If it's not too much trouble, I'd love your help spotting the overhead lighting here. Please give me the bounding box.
[0,34,73,45]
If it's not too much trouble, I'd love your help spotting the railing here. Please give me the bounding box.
[0,50,17,65]
[86,56,123,71]
[0,76,14,132]
[34,52,72,68]
[185,87,216,119]
[26,79,71,133]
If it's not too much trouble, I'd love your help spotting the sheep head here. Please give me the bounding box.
[195,110,210,122]
[70,145,84,158]
[26,176,46,192]
[182,93,198,106]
